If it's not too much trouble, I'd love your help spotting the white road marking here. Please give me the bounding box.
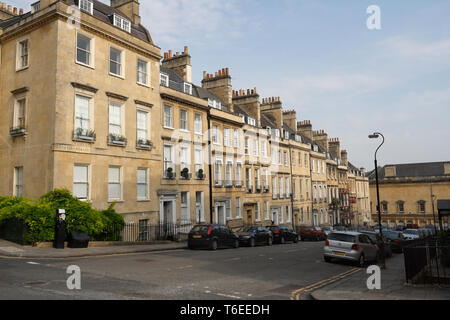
[27,262,40,265]
[224,257,240,262]
[216,293,241,299]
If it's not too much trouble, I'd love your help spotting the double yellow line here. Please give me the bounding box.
[290,268,361,300]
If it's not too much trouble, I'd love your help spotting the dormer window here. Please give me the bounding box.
[79,0,93,15]
[295,135,301,142]
[160,73,169,87]
[247,117,256,126]
[31,2,40,13]
[184,83,192,95]
[113,14,131,33]
[284,130,290,140]
[208,99,221,110]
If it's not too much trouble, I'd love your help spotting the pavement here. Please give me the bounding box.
[311,254,450,300]
[0,239,187,259]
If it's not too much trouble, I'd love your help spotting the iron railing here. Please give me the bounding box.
[403,234,450,285]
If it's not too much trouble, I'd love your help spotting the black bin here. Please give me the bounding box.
[68,231,90,249]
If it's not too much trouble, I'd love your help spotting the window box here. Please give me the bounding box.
[234,180,243,187]
[225,180,233,188]
[263,186,270,193]
[247,187,253,193]
[196,169,206,180]
[164,168,176,180]
[10,126,26,137]
[215,180,224,187]
[256,186,262,193]
[73,128,96,142]
[137,139,152,150]
[108,134,127,147]
[180,168,191,180]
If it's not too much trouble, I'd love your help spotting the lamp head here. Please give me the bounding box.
[369,134,379,139]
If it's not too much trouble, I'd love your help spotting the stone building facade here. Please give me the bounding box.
[1,0,369,229]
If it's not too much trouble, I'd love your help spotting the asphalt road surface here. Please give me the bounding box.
[0,241,362,300]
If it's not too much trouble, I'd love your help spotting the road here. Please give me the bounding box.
[0,241,362,300]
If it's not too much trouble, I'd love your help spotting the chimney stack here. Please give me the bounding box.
[313,129,328,152]
[232,87,260,126]
[283,110,298,132]
[297,120,313,141]
[161,46,192,83]
[202,67,233,110]
[328,138,341,160]
[341,150,348,166]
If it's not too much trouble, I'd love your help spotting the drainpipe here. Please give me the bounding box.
[288,143,295,231]
[207,109,214,224]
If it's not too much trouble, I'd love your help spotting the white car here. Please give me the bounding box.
[403,229,420,240]
[322,226,333,236]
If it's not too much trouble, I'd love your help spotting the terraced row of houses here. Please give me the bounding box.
[0,0,370,229]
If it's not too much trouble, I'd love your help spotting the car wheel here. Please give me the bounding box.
[280,237,286,244]
[249,238,255,247]
[357,254,365,268]
[324,256,332,263]
[211,240,218,251]
[267,237,273,246]
[294,236,299,243]
[233,239,239,249]
[316,236,320,241]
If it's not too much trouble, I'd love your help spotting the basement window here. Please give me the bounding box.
[79,0,93,15]
[113,14,131,33]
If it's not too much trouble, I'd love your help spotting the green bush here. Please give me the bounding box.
[0,189,125,244]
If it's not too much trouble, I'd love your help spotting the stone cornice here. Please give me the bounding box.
[71,82,98,93]
[11,87,29,95]
[134,100,153,108]
[106,91,128,101]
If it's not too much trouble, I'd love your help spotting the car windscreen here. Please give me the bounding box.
[384,231,399,239]
[269,226,279,231]
[327,233,356,243]
[245,227,257,233]
[191,225,210,233]
[404,229,418,235]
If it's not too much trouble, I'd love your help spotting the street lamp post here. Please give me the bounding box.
[369,132,386,269]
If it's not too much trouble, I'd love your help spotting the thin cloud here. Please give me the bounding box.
[378,37,450,60]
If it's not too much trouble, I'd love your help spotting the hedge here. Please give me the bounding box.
[0,189,125,245]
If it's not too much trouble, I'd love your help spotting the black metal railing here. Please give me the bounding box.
[96,220,197,243]
[403,234,450,285]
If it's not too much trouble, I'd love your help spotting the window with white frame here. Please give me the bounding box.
[236,162,242,184]
[184,83,192,95]
[79,0,93,14]
[272,176,278,198]
[286,206,291,222]
[108,102,122,136]
[280,206,284,223]
[265,201,269,220]
[14,167,23,197]
[113,14,131,33]
[278,150,282,164]
[137,59,149,85]
[181,192,190,221]
[164,105,173,128]
[137,168,148,200]
[76,33,92,66]
[194,148,204,175]
[246,168,252,190]
[262,168,269,188]
[224,128,230,147]
[271,147,276,163]
[137,110,148,142]
[212,125,219,144]
[255,168,261,189]
[261,139,267,157]
[225,161,233,185]
[284,151,288,166]
[244,137,249,155]
[286,177,290,198]
[13,98,26,129]
[233,129,239,148]
[253,138,259,156]
[110,47,123,76]
[194,113,202,134]
[73,165,89,200]
[214,159,223,185]
[236,198,242,218]
[256,202,261,221]
[180,110,188,131]
[226,200,231,221]
[163,144,174,174]
[16,39,29,70]
[74,95,91,133]
[160,73,169,87]
[179,145,190,172]
[279,177,284,198]
[108,166,122,200]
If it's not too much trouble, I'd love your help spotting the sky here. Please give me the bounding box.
[8,0,450,170]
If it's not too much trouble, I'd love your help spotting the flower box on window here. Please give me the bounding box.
[165,168,176,180]
[196,169,205,180]
[73,128,96,142]
[137,139,152,150]
[10,126,26,137]
[108,134,127,146]
[180,168,191,180]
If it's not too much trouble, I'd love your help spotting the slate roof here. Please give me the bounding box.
[1,0,152,43]
[367,162,450,180]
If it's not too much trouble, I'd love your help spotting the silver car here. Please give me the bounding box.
[324,231,380,267]
[403,229,420,240]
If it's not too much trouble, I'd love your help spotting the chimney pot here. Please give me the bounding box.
[247,89,250,95]
[13,7,17,15]
[184,46,188,54]
[168,50,172,57]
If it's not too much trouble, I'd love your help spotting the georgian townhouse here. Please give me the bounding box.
[0,0,162,224]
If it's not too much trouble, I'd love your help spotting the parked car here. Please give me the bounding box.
[237,226,273,247]
[324,232,380,267]
[403,229,421,240]
[360,231,393,258]
[425,225,437,236]
[269,225,298,244]
[383,231,407,253]
[322,226,333,236]
[188,224,239,250]
[334,226,346,232]
[298,226,326,241]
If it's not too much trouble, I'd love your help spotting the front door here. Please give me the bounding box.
[217,205,225,225]
[272,210,279,225]
[162,201,174,239]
